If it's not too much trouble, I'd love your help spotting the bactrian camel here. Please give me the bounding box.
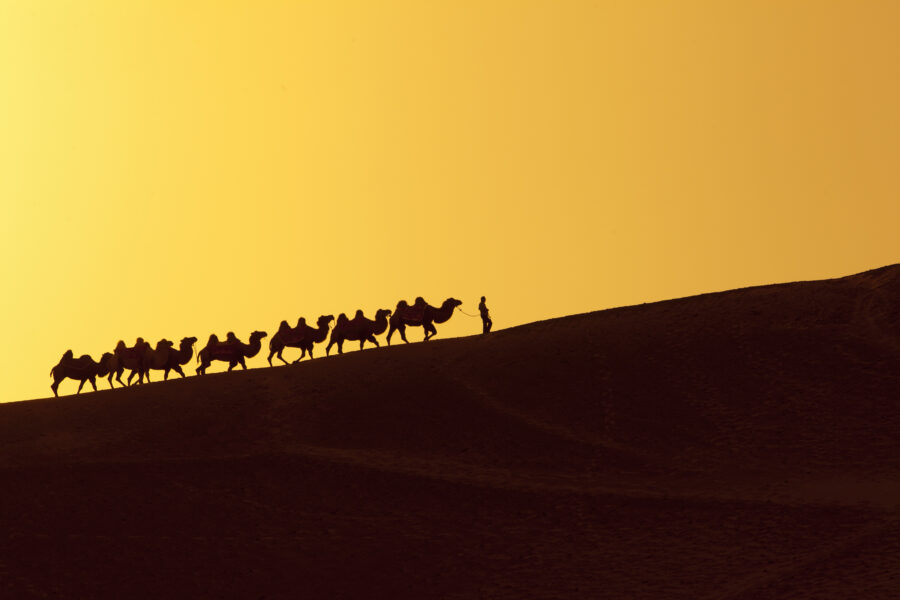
[50,350,115,397]
[386,297,462,345]
[196,331,268,375]
[327,308,391,355]
[268,315,334,365]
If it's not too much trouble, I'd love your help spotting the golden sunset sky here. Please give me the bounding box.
[2,1,898,401]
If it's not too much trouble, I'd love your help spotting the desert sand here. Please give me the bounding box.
[1,265,898,599]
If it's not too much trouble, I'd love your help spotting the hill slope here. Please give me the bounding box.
[1,265,898,599]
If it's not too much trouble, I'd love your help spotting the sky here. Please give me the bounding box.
[1,0,898,402]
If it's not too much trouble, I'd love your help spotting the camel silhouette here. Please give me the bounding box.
[50,350,115,397]
[140,339,175,382]
[113,338,153,386]
[386,298,462,345]
[293,315,334,362]
[267,317,307,366]
[326,309,392,355]
[267,315,334,365]
[142,336,198,380]
[196,330,268,375]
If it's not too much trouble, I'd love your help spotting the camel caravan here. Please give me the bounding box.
[49,297,463,396]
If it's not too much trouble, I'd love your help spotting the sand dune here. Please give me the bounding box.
[1,265,898,599]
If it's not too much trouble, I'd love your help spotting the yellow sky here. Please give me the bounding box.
[2,1,898,401]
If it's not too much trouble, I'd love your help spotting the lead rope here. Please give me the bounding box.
[456,306,481,318]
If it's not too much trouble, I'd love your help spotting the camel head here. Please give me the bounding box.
[376,308,392,320]
[249,330,268,342]
[444,298,463,310]
[155,339,174,351]
[317,314,335,329]
[180,336,198,350]
[295,317,307,329]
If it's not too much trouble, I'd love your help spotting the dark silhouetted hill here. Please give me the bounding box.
[1,264,898,599]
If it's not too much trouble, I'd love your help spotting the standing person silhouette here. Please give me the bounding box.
[478,296,492,334]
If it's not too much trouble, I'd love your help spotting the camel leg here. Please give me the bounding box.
[77,378,86,394]
[369,335,379,348]
[164,368,170,380]
[386,326,394,346]
[127,370,137,386]
[267,349,275,367]
[108,373,115,389]
[115,368,124,387]
[145,370,152,383]
[326,339,335,356]
[239,357,247,370]
[277,349,289,366]
[89,376,97,392]
[51,378,60,397]
[307,346,315,359]
[172,365,186,378]
[399,325,409,344]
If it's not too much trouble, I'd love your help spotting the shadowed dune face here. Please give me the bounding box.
[0,265,898,599]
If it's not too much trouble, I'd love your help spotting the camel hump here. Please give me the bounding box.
[62,349,74,361]
[337,313,349,325]
[207,334,219,345]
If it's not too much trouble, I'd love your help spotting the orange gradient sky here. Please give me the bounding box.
[2,1,898,401]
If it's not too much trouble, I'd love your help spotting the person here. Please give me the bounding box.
[478,296,492,334]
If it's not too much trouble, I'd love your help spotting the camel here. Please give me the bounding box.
[143,336,198,380]
[326,308,392,355]
[295,314,334,361]
[267,317,308,366]
[99,352,121,388]
[141,339,175,382]
[196,330,268,375]
[386,297,462,345]
[267,315,334,365]
[50,350,114,397]
[113,338,153,386]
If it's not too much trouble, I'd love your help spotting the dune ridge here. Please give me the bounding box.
[1,265,898,599]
